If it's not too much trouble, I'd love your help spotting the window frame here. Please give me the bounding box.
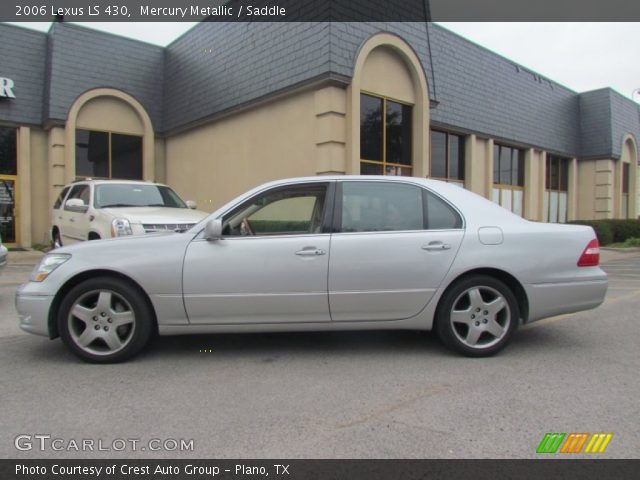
[622,161,630,218]
[622,162,630,195]
[429,129,466,183]
[493,144,525,188]
[53,186,71,210]
[63,184,91,211]
[544,154,570,223]
[332,180,464,234]
[75,127,143,180]
[360,91,413,176]
[492,143,525,216]
[0,126,18,176]
[220,182,335,238]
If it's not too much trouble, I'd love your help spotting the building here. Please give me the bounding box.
[1,20,638,248]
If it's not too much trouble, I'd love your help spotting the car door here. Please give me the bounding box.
[182,182,333,324]
[60,184,91,243]
[328,180,465,322]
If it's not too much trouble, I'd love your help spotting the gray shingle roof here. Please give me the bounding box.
[44,23,164,131]
[0,24,47,126]
[1,21,638,160]
[163,22,333,132]
[579,88,640,159]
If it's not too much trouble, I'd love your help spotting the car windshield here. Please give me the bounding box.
[94,184,187,209]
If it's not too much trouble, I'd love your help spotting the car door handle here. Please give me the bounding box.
[422,242,451,251]
[69,218,75,223]
[295,247,326,256]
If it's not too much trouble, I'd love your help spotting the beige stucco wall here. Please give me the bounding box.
[360,46,416,104]
[314,86,347,175]
[595,159,615,219]
[16,127,31,247]
[464,135,493,198]
[154,137,167,184]
[577,159,596,220]
[577,159,611,220]
[523,149,545,221]
[47,126,66,212]
[165,89,319,212]
[75,96,145,135]
[29,128,50,246]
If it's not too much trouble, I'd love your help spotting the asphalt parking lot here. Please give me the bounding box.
[1,249,639,459]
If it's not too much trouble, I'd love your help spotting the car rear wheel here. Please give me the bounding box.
[436,275,519,357]
[58,277,154,363]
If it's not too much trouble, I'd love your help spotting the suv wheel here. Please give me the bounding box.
[52,231,62,249]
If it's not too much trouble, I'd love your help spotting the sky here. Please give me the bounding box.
[8,21,640,102]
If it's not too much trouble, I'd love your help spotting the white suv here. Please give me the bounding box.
[51,180,208,247]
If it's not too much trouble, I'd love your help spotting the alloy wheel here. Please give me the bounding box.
[67,289,136,356]
[449,285,511,349]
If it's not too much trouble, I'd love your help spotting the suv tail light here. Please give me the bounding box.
[577,239,600,267]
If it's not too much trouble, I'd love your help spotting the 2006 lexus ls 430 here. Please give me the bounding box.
[16,176,608,363]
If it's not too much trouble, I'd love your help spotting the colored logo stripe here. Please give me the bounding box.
[560,433,589,453]
[537,433,566,453]
[584,433,613,453]
[537,433,613,454]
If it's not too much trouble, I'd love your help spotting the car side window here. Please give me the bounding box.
[340,182,424,233]
[424,190,463,230]
[223,185,327,236]
[53,186,70,210]
[64,185,90,210]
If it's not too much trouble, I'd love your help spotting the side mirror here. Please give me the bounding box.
[186,200,197,210]
[204,218,223,241]
[65,198,88,213]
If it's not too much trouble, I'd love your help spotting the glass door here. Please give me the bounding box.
[0,177,17,245]
[0,127,18,247]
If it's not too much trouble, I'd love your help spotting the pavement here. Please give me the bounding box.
[1,247,639,459]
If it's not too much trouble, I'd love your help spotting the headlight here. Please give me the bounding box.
[30,253,71,282]
[111,218,133,237]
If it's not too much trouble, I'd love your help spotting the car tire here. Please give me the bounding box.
[435,275,519,357]
[52,231,62,249]
[58,277,154,363]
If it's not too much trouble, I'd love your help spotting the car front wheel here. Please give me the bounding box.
[58,277,154,363]
[436,275,519,357]
[52,231,62,249]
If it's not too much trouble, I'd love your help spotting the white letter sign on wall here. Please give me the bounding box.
[0,77,16,98]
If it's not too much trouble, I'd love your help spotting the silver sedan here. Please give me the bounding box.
[16,176,607,362]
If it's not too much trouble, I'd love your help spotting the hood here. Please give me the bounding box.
[100,207,208,224]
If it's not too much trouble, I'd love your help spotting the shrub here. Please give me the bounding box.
[568,220,614,246]
[603,219,640,243]
[622,237,640,247]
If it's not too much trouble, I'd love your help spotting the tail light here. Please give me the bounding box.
[577,239,600,267]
